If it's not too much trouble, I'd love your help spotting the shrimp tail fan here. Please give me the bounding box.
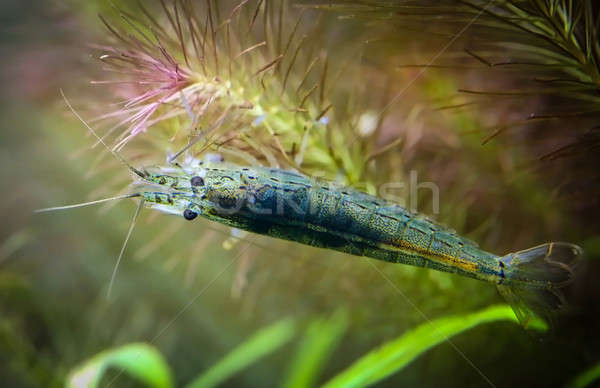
[497,242,583,328]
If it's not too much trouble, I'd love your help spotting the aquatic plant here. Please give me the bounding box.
[90,0,372,182]
[2,0,598,387]
[305,0,600,128]
[67,305,545,387]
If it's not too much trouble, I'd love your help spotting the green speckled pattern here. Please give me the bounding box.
[140,163,504,284]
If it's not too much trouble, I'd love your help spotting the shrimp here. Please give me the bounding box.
[137,162,582,327]
[39,91,582,327]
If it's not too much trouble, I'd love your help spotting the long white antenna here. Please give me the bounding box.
[107,198,144,299]
[34,193,140,213]
[59,89,147,178]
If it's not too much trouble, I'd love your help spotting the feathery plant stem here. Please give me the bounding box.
[91,0,373,186]
[307,0,600,113]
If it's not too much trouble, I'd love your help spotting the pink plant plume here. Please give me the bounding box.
[92,13,195,149]
[87,0,338,172]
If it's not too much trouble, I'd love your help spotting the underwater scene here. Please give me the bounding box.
[1,1,599,387]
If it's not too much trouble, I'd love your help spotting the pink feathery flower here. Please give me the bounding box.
[92,13,193,148]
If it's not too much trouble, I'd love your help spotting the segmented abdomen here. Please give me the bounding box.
[204,166,501,281]
[306,183,500,278]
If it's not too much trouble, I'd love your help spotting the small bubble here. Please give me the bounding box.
[357,111,378,137]
[253,114,266,126]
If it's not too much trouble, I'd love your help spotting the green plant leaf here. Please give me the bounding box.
[283,309,349,388]
[66,343,173,388]
[186,317,296,388]
[565,361,600,388]
[323,305,547,388]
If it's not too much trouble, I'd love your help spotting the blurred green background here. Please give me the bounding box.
[1,1,599,387]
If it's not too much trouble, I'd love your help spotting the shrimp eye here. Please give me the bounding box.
[190,176,204,186]
[183,209,198,220]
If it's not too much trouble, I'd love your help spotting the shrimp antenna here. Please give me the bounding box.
[107,198,144,299]
[34,193,141,213]
[59,89,147,179]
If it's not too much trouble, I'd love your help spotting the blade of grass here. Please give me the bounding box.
[185,317,296,388]
[283,309,349,388]
[565,361,600,388]
[66,343,173,388]
[323,305,548,388]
